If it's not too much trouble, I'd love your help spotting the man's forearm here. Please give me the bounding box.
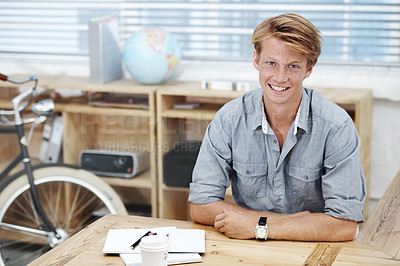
[190,201,302,225]
[190,201,249,225]
[196,202,358,241]
[268,212,357,241]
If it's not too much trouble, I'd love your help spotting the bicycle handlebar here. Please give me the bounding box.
[0,73,38,85]
[0,73,39,123]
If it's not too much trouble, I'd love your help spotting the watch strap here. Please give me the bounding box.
[258,217,267,226]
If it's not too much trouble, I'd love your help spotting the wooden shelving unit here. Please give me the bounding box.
[1,75,372,221]
[156,82,245,220]
[157,82,372,221]
[0,75,160,217]
[55,77,159,217]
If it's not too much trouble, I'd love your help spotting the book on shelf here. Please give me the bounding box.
[89,92,149,110]
[172,102,201,109]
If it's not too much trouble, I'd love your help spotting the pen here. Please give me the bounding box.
[130,231,156,250]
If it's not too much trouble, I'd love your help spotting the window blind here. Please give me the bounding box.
[0,0,120,60]
[121,0,400,65]
[0,0,399,65]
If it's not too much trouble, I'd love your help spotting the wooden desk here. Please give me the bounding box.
[29,215,398,266]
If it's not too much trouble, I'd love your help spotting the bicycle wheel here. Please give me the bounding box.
[0,165,127,266]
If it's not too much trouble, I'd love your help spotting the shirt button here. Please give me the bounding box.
[276,197,282,202]
[246,170,251,174]
[273,139,277,144]
[276,168,280,173]
[303,175,309,180]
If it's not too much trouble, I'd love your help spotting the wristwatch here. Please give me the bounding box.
[254,217,268,240]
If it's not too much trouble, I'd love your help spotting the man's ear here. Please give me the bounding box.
[252,49,259,70]
[304,63,315,79]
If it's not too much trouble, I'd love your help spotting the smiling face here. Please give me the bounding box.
[253,37,314,109]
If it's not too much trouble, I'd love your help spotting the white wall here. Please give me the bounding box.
[2,58,400,200]
[370,99,400,199]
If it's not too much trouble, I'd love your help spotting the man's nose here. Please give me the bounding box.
[273,67,289,83]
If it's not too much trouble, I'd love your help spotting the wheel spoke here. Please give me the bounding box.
[38,181,57,227]
[11,194,37,225]
[68,202,109,235]
[64,185,81,230]
[71,197,101,221]
[53,182,62,227]
[27,191,41,227]
[0,166,125,266]
[3,240,49,266]
[67,214,94,235]
[0,235,42,249]
[2,207,35,226]
[69,190,96,219]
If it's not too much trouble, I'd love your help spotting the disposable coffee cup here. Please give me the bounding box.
[140,235,169,266]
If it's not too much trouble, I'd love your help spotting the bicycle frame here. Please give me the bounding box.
[0,73,59,237]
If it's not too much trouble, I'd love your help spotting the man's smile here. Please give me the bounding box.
[268,83,289,92]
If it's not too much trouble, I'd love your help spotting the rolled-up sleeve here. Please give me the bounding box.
[188,112,232,204]
[322,118,366,222]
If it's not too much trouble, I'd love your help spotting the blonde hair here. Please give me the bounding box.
[251,13,322,68]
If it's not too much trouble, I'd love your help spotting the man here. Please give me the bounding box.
[188,13,366,242]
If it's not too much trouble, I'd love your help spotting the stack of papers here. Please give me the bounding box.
[102,227,205,265]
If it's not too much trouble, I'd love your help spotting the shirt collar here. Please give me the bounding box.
[259,88,310,135]
[297,88,310,134]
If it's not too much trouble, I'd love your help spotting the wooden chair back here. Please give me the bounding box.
[356,170,400,259]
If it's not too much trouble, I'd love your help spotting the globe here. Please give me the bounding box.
[122,27,181,85]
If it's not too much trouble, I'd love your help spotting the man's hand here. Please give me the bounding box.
[214,209,259,239]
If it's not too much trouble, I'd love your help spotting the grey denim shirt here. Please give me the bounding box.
[188,87,366,222]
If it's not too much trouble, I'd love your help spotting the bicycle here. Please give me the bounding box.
[0,73,127,266]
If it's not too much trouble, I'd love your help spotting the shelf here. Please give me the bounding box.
[101,170,152,189]
[161,184,189,192]
[162,104,221,120]
[63,104,151,117]
[159,81,245,98]
[0,99,70,113]
[37,75,160,94]
[314,87,371,104]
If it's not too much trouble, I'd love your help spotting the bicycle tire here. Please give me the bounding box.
[0,165,127,266]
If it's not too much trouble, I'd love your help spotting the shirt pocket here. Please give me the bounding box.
[287,166,322,203]
[233,161,267,199]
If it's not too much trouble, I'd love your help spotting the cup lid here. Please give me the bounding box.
[140,235,169,250]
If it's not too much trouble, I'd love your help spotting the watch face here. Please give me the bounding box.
[256,227,267,238]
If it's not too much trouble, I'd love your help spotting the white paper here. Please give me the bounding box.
[168,229,205,253]
[102,227,176,254]
[102,227,205,254]
[120,252,202,266]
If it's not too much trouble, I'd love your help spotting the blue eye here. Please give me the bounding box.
[290,64,298,69]
[267,61,275,66]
